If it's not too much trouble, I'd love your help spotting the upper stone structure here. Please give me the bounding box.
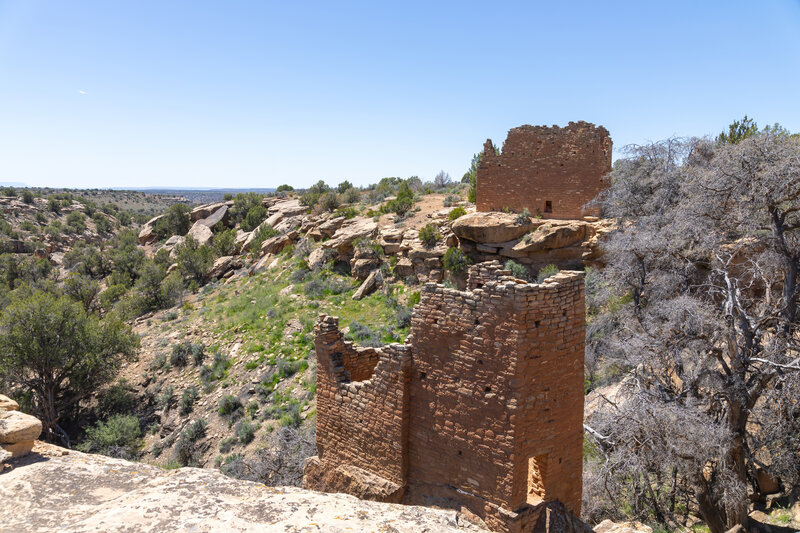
[304,261,587,533]
[477,122,612,220]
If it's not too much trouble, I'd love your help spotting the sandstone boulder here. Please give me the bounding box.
[451,212,535,243]
[351,258,380,280]
[593,519,653,533]
[138,214,164,244]
[307,247,327,270]
[195,205,229,228]
[260,231,297,256]
[190,201,231,222]
[1,440,34,458]
[353,269,381,300]
[234,230,251,253]
[303,456,404,503]
[0,410,42,443]
[0,394,18,411]
[318,216,345,238]
[162,235,185,258]
[268,198,307,218]
[187,221,213,246]
[206,256,242,280]
[511,221,589,252]
[323,218,378,254]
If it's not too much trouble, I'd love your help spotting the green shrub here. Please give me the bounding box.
[180,386,199,415]
[98,379,137,416]
[276,184,294,192]
[241,205,267,232]
[153,203,191,239]
[537,264,559,283]
[170,343,190,367]
[158,385,175,411]
[219,436,237,453]
[319,191,341,212]
[212,228,236,256]
[504,260,529,280]
[92,212,112,233]
[443,195,460,207]
[249,224,278,256]
[190,343,206,365]
[384,182,414,216]
[48,197,61,213]
[175,236,213,284]
[340,187,361,204]
[442,247,471,274]
[219,394,243,418]
[418,224,441,246]
[66,211,87,233]
[408,291,421,307]
[77,414,141,458]
[448,206,467,220]
[235,419,257,444]
[22,190,34,204]
[515,208,531,225]
[246,400,259,418]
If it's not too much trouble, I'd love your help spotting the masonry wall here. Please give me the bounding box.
[313,315,411,486]
[308,263,586,532]
[407,263,586,516]
[476,121,612,219]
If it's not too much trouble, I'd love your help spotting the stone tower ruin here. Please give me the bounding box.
[477,121,612,220]
[304,261,586,532]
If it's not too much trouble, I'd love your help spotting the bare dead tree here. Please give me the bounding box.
[585,131,800,533]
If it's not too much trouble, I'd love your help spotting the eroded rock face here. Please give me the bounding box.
[0,447,482,532]
[451,212,535,243]
[137,214,164,244]
[0,394,18,411]
[0,410,42,444]
[323,218,378,255]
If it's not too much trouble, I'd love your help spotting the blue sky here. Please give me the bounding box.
[1,1,799,189]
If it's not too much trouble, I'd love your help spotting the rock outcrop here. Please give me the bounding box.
[0,445,484,532]
[0,397,42,461]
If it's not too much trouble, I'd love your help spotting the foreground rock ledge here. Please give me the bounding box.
[0,442,484,532]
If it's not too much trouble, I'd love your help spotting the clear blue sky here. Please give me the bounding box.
[1,1,799,189]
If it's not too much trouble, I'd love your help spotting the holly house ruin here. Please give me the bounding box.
[303,261,586,532]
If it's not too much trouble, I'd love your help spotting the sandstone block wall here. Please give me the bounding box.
[313,316,411,487]
[306,262,586,532]
[476,121,612,219]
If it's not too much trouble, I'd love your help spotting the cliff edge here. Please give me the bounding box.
[0,442,484,532]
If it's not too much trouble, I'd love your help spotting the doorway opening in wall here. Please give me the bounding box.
[544,201,553,214]
[527,454,548,504]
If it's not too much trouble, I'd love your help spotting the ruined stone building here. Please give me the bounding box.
[304,262,586,533]
[476,121,612,220]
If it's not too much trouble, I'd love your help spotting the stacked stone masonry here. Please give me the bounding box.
[477,121,612,219]
[305,261,586,533]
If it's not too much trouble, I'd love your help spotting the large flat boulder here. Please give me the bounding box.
[511,221,589,252]
[323,218,378,254]
[190,201,232,222]
[0,447,480,532]
[195,205,229,228]
[451,212,535,243]
[0,410,42,443]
